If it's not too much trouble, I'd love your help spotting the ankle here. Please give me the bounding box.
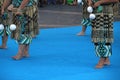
[12,53,23,60]
[0,45,7,49]
[104,57,110,65]
[23,52,29,57]
[95,57,105,69]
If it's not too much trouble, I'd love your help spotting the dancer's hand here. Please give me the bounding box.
[15,9,23,15]
[88,0,93,6]
[93,1,102,8]
[7,4,14,11]
[15,11,22,15]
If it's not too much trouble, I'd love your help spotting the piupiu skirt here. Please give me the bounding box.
[81,0,91,26]
[11,4,39,44]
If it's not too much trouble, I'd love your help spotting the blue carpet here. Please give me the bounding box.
[0,22,120,80]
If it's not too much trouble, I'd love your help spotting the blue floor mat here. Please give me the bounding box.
[0,22,120,80]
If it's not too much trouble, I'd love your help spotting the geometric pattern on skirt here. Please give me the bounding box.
[12,15,32,45]
[11,4,39,42]
[82,0,89,19]
[95,43,112,57]
[81,0,91,26]
[17,34,32,45]
[81,18,91,26]
[0,12,11,36]
[91,13,114,43]
[0,26,11,36]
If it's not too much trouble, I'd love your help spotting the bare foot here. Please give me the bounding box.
[77,32,85,36]
[12,54,23,60]
[0,46,7,49]
[95,63,104,69]
[104,61,110,65]
[95,58,105,69]
[104,58,110,65]
[23,53,30,57]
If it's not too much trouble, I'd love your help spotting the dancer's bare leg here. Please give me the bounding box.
[63,0,66,5]
[77,25,87,36]
[72,0,77,5]
[23,44,30,57]
[104,57,110,65]
[95,57,105,69]
[12,44,24,60]
[0,33,8,49]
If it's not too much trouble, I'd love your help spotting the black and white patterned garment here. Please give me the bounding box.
[91,0,114,57]
[91,13,114,43]
[95,43,112,57]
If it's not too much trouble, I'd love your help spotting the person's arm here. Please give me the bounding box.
[87,0,93,6]
[18,0,30,11]
[16,0,30,15]
[99,0,119,4]
[2,0,12,10]
[1,0,12,14]
[93,0,119,8]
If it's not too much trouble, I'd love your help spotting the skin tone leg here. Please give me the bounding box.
[95,57,105,69]
[77,25,87,36]
[72,0,77,5]
[0,33,8,49]
[12,44,24,60]
[12,44,30,60]
[63,0,66,5]
[95,57,110,69]
[23,44,30,57]
[104,57,110,65]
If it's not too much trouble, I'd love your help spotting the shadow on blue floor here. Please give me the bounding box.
[0,22,120,80]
